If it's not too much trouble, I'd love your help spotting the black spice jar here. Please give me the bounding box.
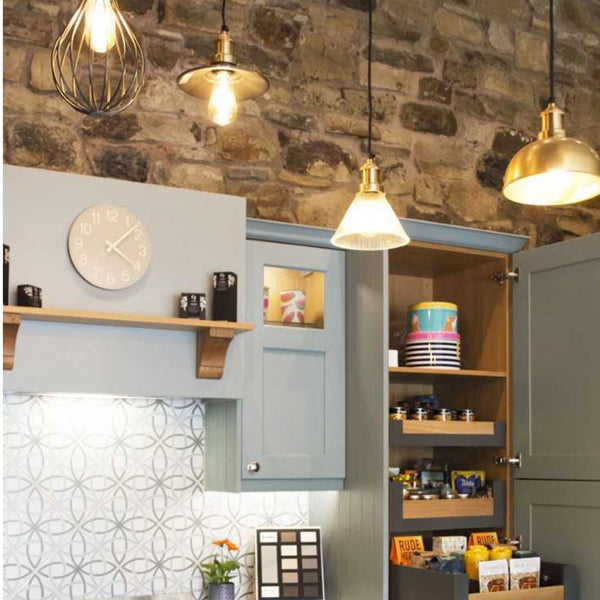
[17,285,42,308]
[212,272,237,321]
[179,293,207,319]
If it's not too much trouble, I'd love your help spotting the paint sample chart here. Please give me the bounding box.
[255,528,324,600]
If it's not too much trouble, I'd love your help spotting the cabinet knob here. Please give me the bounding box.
[246,461,260,473]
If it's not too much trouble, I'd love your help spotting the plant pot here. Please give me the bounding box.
[208,583,235,600]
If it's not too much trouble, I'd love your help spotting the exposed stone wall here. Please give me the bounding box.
[4,0,600,245]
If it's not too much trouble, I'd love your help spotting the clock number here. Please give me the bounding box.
[91,212,100,224]
[107,272,115,285]
[134,229,143,241]
[121,269,130,283]
[133,261,141,272]
[138,245,147,257]
[106,210,119,223]
[79,254,88,266]
[80,222,92,235]
[74,237,83,250]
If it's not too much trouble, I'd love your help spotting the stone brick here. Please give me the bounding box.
[165,163,224,193]
[300,32,357,81]
[515,31,548,72]
[375,11,421,44]
[325,114,381,139]
[231,182,298,223]
[488,20,514,55]
[443,61,477,89]
[480,68,533,107]
[4,44,26,82]
[371,46,434,73]
[3,9,53,46]
[82,114,142,142]
[414,139,473,173]
[29,49,55,92]
[381,163,412,195]
[339,0,376,10]
[415,175,446,206]
[119,0,154,15]
[219,122,279,163]
[555,43,587,76]
[226,167,272,181]
[400,103,458,136]
[418,77,452,105]
[455,91,517,125]
[146,40,182,71]
[138,79,204,116]
[285,140,355,181]
[447,180,499,222]
[359,62,413,92]
[251,6,301,54]
[88,146,150,182]
[341,89,397,121]
[5,119,82,172]
[434,8,483,45]
[265,107,318,131]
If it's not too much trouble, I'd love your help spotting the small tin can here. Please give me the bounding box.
[389,406,407,421]
[433,408,454,422]
[409,407,429,421]
[459,409,476,422]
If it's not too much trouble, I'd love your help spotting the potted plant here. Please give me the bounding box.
[201,539,241,600]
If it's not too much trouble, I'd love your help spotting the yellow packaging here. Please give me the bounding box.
[464,546,490,580]
[490,546,513,561]
[469,532,499,547]
[390,536,425,566]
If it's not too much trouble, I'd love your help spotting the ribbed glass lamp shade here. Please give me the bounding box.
[503,104,600,206]
[331,160,410,251]
[51,0,145,115]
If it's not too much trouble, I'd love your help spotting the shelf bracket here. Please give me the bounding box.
[3,314,21,371]
[196,327,236,380]
[491,269,519,285]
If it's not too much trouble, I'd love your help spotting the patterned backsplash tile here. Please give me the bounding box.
[3,394,309,600]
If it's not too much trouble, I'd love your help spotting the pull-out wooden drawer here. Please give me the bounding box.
[390,562,576,600]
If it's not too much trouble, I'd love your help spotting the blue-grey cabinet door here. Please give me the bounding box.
[512,232,600,480]
[244,240,345,480]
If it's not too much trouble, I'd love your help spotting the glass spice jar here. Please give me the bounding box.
[433,408,454,422]
[389,406,407,421]
[409,407,429,421]
[459,409,476,422]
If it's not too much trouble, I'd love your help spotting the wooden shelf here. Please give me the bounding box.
[389,366,507,379]
[389,480,505,533]
[3,306,254,379]
[390,420,506,447]
[469,587,564,600]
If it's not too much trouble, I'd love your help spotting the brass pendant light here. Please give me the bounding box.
[177,0,269,127]
[331,0,410,251]
[51,0,145,115]
[503,0,600,206]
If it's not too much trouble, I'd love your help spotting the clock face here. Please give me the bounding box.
[68,204,151,290]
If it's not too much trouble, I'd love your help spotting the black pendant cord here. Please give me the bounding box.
[221,0,229,32]
[549,0,555,103]
[368,0,374,159]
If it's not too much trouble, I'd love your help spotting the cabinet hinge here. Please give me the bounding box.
[493,453,522,468]
[502,533,523,549]
[491,268,519,285]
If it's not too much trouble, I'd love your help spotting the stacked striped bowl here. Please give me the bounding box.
[404,302,461,370]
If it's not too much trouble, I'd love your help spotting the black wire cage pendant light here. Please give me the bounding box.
[331,0,410,251]
[177,0,269,127]
[51,0,145,116]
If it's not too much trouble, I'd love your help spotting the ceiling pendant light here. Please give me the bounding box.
[503,0,600,206]
[331,0,410,251]
[51,0,145,115]
[177,0,269,127]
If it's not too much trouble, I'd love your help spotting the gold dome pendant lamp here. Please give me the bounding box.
[503,0,600,206]
[52,0,145,115]
[177,0,269,126]
[331,0,410,250]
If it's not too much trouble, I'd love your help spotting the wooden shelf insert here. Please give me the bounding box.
[469,586,564,600]
[3,306,254,379]
[389,420,506,448]
[403,496,494,520]
[389,366,507,379]
[402,420,494,435]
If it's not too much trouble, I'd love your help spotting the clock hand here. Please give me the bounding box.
[108,245,135,267]
[106,221,141,254]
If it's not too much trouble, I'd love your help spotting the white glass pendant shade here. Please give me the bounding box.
[331,160,410,251]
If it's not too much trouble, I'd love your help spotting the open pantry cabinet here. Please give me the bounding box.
[317,227,600,600]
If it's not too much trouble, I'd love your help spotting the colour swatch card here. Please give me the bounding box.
[256,528,324,600]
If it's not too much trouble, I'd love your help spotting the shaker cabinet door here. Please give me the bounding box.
[244,240,345,481]
[512,232,600,480]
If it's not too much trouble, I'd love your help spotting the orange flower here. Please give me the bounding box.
[213,538,239,551]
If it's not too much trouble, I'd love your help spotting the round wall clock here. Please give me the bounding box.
[68,204,152,290]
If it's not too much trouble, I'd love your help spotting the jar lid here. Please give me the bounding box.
[408,302,458,311]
